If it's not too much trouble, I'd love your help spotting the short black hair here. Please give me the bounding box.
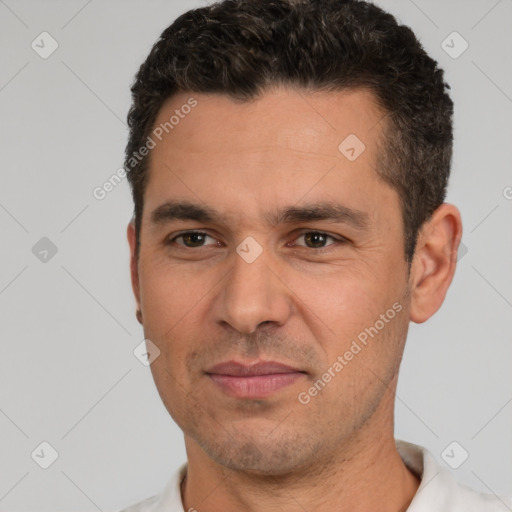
[125,0,453,263]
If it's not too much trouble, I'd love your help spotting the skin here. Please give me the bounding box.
[127,86,462,512]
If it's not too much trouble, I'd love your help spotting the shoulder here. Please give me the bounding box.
[118,494,159,512]
[396,440,512,512]
[446,481,512,512]
[117,462,187,512]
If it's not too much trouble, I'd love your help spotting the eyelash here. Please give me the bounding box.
[167,230,347,251]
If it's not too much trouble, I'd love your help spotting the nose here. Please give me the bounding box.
[212,246,292,335]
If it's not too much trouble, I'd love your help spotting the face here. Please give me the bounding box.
[129,86,415,476]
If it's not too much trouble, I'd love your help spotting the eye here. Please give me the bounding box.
[166,230,346,251]
[291,231,345,249]
[169,231,219,248]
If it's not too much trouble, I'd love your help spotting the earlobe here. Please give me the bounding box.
[127,221,142,324]
[409,203,463,324]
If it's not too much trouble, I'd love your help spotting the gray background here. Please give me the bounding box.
[1,0,511,510]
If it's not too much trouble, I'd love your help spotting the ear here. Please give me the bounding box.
[409,203,463,324]
[127,220,143,324]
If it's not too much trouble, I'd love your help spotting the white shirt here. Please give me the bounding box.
[119,440,512,511]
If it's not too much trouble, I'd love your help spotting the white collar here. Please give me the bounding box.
[132,440,511,511]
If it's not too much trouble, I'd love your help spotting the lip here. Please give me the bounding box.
[205,360,306,399]
[206,360,303,376]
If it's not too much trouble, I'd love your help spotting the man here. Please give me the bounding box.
[121,0,511,510]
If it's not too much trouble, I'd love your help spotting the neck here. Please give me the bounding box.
[181,390,420,512]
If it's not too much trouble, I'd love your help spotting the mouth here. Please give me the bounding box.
[205,360,307,399]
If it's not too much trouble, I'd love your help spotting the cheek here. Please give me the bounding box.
[292,261,404,337]
[289,259,408,386]
[138,257,205,335]
[148,357,195,433]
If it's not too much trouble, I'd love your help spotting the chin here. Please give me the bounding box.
[191,424,323,476]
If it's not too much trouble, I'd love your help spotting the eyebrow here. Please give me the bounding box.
[149,200,369,230]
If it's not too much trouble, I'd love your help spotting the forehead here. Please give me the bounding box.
[151,85,386,159]
[142,86,395,229]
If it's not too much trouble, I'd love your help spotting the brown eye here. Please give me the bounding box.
[293,231,341,249]
[170,231,216,248]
